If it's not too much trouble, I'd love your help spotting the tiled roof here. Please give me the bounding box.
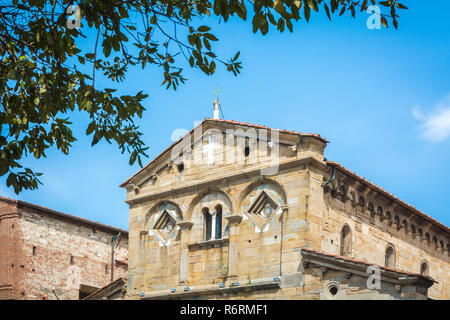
[0,196,128,235]
[82,277,126,300]
[205,118,329,143]
[301,248,435,282]
[119,118,328,187]
[325,161,449,233]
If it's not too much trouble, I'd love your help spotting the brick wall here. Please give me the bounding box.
[0,200,23,299]
[0,199,128,300]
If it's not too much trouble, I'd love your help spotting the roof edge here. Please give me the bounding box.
[325,161,449,234]
[0,196,128,236]
[120,118,328,188]
[301,248,435,284]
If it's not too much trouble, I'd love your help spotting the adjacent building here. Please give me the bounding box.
[0,196,128,300]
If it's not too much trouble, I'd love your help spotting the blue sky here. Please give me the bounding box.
[1,3,449,229]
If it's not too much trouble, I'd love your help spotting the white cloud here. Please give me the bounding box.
[412,93,450,142]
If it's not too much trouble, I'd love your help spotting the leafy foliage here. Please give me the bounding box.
[0,0,407,193]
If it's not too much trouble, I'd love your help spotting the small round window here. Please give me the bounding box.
[329,284,338,296]
[326,283,340,299]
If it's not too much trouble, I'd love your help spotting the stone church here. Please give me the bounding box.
[121,106,449,300]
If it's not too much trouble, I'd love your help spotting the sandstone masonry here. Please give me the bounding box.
[122,118,449,300]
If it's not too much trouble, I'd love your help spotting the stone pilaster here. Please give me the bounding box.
[177,221,193,283]
[225,214,243,278]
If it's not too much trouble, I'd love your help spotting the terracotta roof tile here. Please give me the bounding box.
[301,248,435,282]
[81,277,126,300]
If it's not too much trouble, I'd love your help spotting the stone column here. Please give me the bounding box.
[224,214,243,278]
[177,221,193,283]
[210,210,217,239]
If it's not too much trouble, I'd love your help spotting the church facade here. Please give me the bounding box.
[121,118,449,300]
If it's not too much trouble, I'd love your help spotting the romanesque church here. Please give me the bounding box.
[120,105,449,300]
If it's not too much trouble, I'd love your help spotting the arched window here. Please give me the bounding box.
[359,196,365,207]
[432,235,438,248]
[377,206,383,216]
[203,207,212,241]
[394,215,400,227]
[420,260,429,276]
[402,220,408,233]
[340,224,352,257]
[215,204,222,239]
[385,244,396,268]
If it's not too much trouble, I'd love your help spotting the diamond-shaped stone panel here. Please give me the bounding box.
[153,210,177,243]
[246,191,279,230]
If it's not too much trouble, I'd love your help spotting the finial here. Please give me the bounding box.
[214,84,221,101]
[212,84,221,119]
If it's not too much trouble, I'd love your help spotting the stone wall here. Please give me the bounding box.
[123,120,448,300]
[307,166,449,300]
[126,164,315,297]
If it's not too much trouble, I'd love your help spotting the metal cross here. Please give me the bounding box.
[212,84,221,100]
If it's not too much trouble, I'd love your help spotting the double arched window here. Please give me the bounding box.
[203,205,223,241]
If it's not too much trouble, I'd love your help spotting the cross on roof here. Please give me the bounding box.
[212,84,221,101]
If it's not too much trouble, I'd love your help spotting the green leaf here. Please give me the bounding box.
[198,25,211,32]
[304,5,311,22]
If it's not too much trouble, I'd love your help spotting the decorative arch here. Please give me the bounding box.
[187,189,233,243]
[186,188,233,221]
[376,206,383,217]
[385,211,392,222]
[237,178,286,233]
[144,200,183,228]
[410,224,416,237]
[236,177,287,211]
[348,191,356,204]
[144,200,183,246]
[385,244,396,268]
[358,196,365,207]
[418,228,423,240]
[340,224,352,257]
[338,185,346,200]
[402,219,408,233]
[432,235,438,248]
[425,232,431,244]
